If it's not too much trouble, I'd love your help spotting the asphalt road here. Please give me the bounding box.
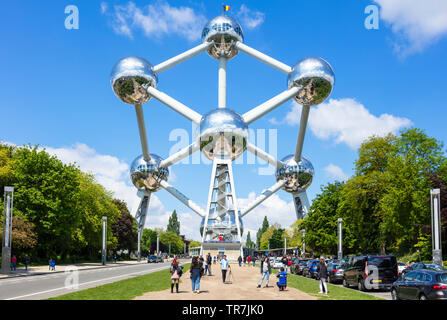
[0,261,174,300]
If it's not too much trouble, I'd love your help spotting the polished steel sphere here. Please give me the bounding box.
[200,214,244,239]
[288,57,334,106]
[275,155,314,193]
[201,15,244,59]
[111,56,158,105]
[198,108,248,161]
[130,154,168,192]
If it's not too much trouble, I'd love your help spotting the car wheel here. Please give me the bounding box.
[391,289,399,300]
[343,278,349,288]
[419,294,427,300]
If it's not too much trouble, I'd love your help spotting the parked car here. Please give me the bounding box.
[293,259,309,275]
[397,262,408,275]
[401,262,445,276]
[302,260,319,278]
[147,255,157,263]
[273,258,284,269]
[343,255,398,291]
[156,256,164,263]
[391,270,447,300]
[328,263,345,284]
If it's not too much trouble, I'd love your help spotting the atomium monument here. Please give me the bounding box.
[110,14,334,260]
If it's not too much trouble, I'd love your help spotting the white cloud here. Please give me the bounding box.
[236,4,265,30]
[100,2,108,14]
[42,143,202,240]
[374,0,447,55]
[271,99,412,149]
[101,1,207,41]
[324,164,349,181]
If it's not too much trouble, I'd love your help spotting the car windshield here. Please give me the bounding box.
[149,255,156,259]
[437,273,447,283]
[367,256,396,268]
[398,262,406,266]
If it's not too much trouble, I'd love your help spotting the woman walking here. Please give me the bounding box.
[170,257,182,293]
[190,256,203,294]
[257,257,271,288]
[316,256,328,294]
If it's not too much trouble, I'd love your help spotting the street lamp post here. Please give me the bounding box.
[284,235,287,256]
[337,218,343,261]
[431,189,443,266]
[302,229,306,256]
[156,234,159,256]
[1,187,14,274]
[102,216,107,265]
[169,242,171,257]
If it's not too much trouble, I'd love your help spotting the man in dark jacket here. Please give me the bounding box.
[206,253,212,276]
[316,257,328,294]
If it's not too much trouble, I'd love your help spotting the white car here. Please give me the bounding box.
[397,262,408,274]
[273,258,284,269]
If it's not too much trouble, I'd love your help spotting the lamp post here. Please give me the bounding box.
[302,229,306,255]
[102,216,107,265]
[284,235,287,256]
[337,218,343,261]
[431,189,443,266]
[1,187,14,274]
[156,234,159,256]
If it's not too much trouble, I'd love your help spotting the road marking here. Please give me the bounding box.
[4,265,170,300]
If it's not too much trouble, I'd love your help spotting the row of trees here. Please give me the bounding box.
[252,216,304,251]
[300,128,447,259]
[0,144,139,262]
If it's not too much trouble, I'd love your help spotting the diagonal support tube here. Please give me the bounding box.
[160,180,206,218]
[295,104,310,162]
[235,42,293,74]
[160,141,200,168]
[240,180,286,217]
[147,87,203,124]
[134,104,150,161]
[152,42,213,74]
[246,143,283,169]
[242,86,300,125]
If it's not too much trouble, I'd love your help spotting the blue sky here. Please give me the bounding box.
[1,0,447,241]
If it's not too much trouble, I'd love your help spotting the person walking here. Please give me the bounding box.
[48,258,52,271]
[51,258,56,271]
[206,253,212,276]
[252,256,256,267]
[10,255,17,271]
[220,255,229,283]
[170,257,182,293]
[247,255,252,267]
[257,257,271,288]
[238,255,242,267]
[190,256,203,294]
[243,255,247,267]
[316,256,328,294]
[24,255,30,271]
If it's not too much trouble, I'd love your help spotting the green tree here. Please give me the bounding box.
[245,231,255,248]
[159,232,184,254]
[256,216,269,248]
[166,210,180,235]
[111,199,137,255]
[260,226,276,250]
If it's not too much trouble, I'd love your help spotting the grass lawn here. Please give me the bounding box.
[272,269,384,300]
[49,264,190,300]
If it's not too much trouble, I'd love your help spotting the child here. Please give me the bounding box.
[276,267,287,291]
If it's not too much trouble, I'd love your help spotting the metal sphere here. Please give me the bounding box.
[288,57,334,106]
[130,154,168,192]
[111,56,158,105]
[200,215,244,239]
[201,15,244,59]
[198,108,248,161]
[275,155,314,193]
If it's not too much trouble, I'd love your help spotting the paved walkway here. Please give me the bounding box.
[134,264,316,300]
[0,260,149,279]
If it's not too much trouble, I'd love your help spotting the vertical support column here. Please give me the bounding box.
[218,57,227,109]
[431,189,443,266]
[102,216,107,265]
[135,103,151,162]
[337,218,343,261]
[292,191,310,220]
[1,186,14,274]
[135,191,151,261]
[226,160,243,258]
[156,234,160,256]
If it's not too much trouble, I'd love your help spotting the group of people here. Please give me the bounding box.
[169,253,231,294]
[9,255,31,272]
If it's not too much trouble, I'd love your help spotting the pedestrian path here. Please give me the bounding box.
[0,260,148,279]
[134,263,316,300]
